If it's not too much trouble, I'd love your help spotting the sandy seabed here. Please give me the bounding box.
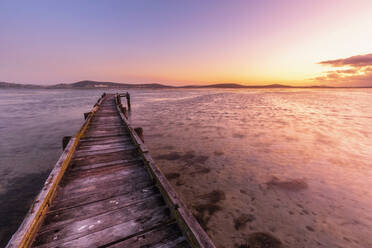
[131,89,372,248]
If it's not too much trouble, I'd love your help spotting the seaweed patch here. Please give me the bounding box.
[165,172,180,180]
[266,176,308,191]
[192,189,226,230]
[234,213,256,230]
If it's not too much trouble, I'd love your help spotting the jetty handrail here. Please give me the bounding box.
[6,93,107,248]
[116,92,131,118]
[114,93,216,248]
[7,92,215,248]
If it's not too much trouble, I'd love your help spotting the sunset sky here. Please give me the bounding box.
[1,0,372,86]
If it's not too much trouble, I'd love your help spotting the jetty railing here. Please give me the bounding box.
[6,93,107,248]
[7,92,215,248]
[116,92,131,119]
[114,93,216,248]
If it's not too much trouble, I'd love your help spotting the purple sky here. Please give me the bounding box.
[1,0,372,86]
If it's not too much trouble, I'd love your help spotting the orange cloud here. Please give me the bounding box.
[318,53,372,68]
[313,53,372,87]
[333,68,358,74]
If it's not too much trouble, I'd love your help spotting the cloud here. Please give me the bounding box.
[334,68,358,74]
[318,53,372,68]
[312,53,372,87]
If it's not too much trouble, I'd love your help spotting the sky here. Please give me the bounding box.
[1,0,372,86]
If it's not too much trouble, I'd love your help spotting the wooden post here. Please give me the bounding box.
[134,127,144,143]
[126,92,131,111]
[62,136,71,150]
[117,95,122,105]
[83,112,91,120]
[121,106,128,119]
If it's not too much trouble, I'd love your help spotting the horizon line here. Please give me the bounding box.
[1,80,372,89]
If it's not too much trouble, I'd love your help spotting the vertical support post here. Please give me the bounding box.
[62,136,72,150]
[126,92,131,111]
[120,106,128,119]
[134,127,144,143]
[84,112,91,120]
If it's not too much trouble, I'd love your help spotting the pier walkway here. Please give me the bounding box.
[7,93,215,248]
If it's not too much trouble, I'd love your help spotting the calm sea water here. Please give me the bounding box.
[0,88,371,247]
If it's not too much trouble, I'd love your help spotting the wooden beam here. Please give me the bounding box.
[62,136,71,150]
[114,93,216,248]
[134,127,144,143]
[120,105,128,118]
[8,93,214,248]
[83,112,91,120]
[6,95,106,248]
[126,92,131,111]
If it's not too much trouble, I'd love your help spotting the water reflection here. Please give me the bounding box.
[0,89,102,245]
[130,88,372,248]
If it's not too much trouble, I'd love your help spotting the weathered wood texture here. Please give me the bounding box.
[8,93,215,248]
[6,94,105,248]
[27,94,189,247]
[114,94,215,248]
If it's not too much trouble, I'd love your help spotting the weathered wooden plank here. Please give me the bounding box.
[5,138,77,248]
[156,237,188,248]
[95,110,117,113]
[142,152,215,248]
[55,174,150,203]
[82,133,129,139]
[85,127,128,132]
[6,93,106,248]
[34,213,173,248]
[78,140,130,148]
[114,93,216,248]
[79,139,132,147]
[75,141,134,150]
[105,223,186,248]
[83,130,129,138]
[79,136,131,145]
[78,140,133,150]
[9,93,214,248]
[69,158,142,172]
[50,179,154,212]
[114,98,149,153]
[66,161,144,181]
[88,124,126,129]
[90,117,122,122]
[32,200,169,247]
[94,114,115,116]
[58,166,147,193]
[91,116,120,121]
[71,150,140,166]
[73,145,137,157]
[40,188,159,233]
[89,121,123,126]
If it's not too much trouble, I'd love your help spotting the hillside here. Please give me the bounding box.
[0,82,43,89]
[2,80,363,89]
[48,80,172,89]
[0,80,173,89]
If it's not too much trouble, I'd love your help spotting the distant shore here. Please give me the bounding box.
[1,80,371,90]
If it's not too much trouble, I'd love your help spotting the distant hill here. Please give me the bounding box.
[183,83,246,88]
[0,80,173,89]
[0,81,43,89]
[184,83,294,88]
[1,80,369,89]
[48,80,173,89]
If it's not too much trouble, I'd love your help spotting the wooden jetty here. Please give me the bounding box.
[7,93,215,248]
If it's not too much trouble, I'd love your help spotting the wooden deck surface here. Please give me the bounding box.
[30,94,190,247]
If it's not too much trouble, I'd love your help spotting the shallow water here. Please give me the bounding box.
[0,88,371,247]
